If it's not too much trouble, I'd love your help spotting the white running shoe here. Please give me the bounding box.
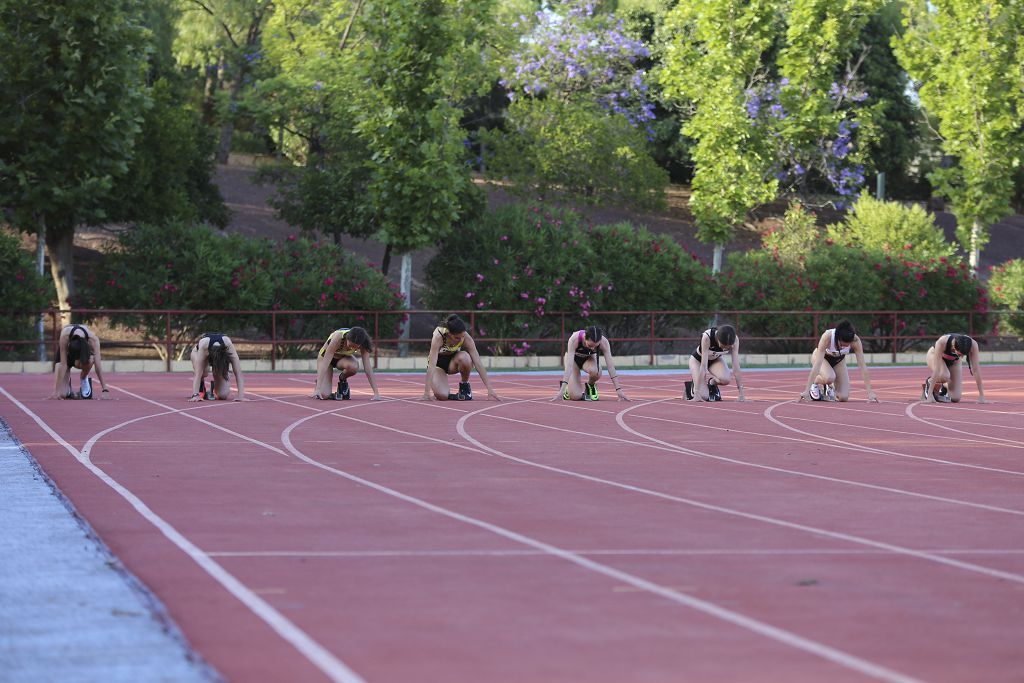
[809,383,822,401]
[825,384,836,402]
[79,377,93,399]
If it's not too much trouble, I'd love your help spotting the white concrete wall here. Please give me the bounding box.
[4,351,1023,373]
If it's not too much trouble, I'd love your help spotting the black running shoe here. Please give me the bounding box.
[337,378,351,400]
[201,381,212,400]
[708,382,722,402]
[458,381,473,401]
[684,380,694,400]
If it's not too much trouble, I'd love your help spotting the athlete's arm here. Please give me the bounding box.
[464,335,500,401]
[852,336,878,402]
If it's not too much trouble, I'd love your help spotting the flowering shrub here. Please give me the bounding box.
[719,242,987,352]
[761,203,822,266]
[989,259,1024,338]
[0,229,54,359]
[423,203,716,353]
[80,222,402,358]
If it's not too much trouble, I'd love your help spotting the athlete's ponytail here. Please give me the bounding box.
[208,342,230,380]
[835,320,856,343]
[584,326,604,343]
[954,334,974,375]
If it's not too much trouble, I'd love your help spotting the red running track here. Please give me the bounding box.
[2,367,1023,683]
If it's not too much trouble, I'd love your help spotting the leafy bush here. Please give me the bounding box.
[480,99,668,210]
[108,79,229,228]
[761,203,822,266]
[424,203,716,354]
[0,230,54,359]
[827,193,956,263]
[989,259,1024,338]
[719,242,987,352]
[79,222,403,358]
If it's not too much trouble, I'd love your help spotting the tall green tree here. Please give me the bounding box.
[174,0,273,162]
[252,0,372,245]
[894,0,1024,271]
[0,0,150,318]
[659,0,781,272]
[660,0,883,272]
[349,0,489,295]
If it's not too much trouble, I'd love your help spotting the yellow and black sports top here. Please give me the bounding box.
[434,326,465,355]
[319,328,359,360]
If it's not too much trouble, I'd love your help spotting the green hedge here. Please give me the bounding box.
[719,245,987,352]
[990,259,1024,338]
[0,230,54,359]
[79,222,403,358]
[424,203,716,354]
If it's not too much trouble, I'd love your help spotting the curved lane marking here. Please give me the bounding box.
[762,401,1024,475]
[279,400,922,683]
[0,386,366,683]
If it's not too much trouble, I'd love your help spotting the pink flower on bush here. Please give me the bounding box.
[287,235,297,242]
[476,273,485,282]
[465,291,475,298]
[324,277,334,286]
[500,235,509,241]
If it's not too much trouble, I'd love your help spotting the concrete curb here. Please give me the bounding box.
[4,351,1023,374]
[0,419,221,683]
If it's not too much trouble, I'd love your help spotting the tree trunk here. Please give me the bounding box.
[969,219,981,274]
[398,252,413,358]
[712,243,724,275]
[216,66,246,164]
[45,225,74,326]
[381,243,393,276]
[201,61,221,126]
[37,219,46,360]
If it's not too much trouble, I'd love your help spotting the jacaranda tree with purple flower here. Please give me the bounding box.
[483,0,667,208]
[660,0,883,272]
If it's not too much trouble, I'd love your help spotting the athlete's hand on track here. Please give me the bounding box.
[977,397,988,404]
[866,391,879,403]
[371,395,384,401]
[798,391,810,402]
[188,394,203,403]
[488,390,502,402]
[421,392,435,402]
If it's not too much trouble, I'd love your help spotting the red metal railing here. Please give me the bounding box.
[1,308,1014,371]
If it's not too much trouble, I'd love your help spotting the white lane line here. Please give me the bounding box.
[0,386,366,683]
[206,548,1024,559]
[467,402,1024,517]
[280,404,921,683]
[449,401,1024,584]
[777,414,1024,449]
[905,402,1024,446]
[762,401,1024,475]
